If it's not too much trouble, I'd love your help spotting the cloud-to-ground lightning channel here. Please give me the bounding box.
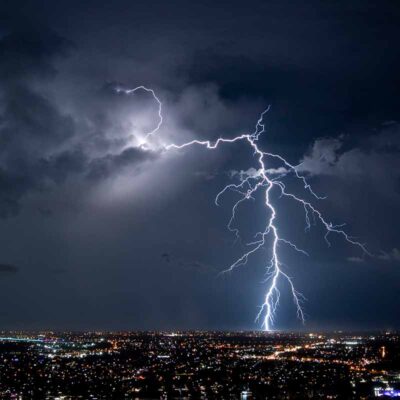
[117,85,369,331]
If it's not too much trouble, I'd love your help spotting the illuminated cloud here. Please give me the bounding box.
[378,248,400,263]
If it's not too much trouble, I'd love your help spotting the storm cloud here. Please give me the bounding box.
[0,30,162,217]
[0,264,19,275]
[0,0,399,330]
[298,123,400,198]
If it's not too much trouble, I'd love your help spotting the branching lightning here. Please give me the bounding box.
[116,85,369,331]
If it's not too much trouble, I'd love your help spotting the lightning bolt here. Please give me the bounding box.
[114,85,163,146]
[116,85,369,331]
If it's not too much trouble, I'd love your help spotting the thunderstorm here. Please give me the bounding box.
[116,85,369,331]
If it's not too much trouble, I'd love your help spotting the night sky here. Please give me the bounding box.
[1,0,399,331]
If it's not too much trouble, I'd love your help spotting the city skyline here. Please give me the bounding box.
[1,330,399,399]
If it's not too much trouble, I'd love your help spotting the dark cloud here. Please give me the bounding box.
[0,264,19,275]
[0,170,25,217]
[298,124,400,197]
[0,29,162,217]
[0,148,85,218]
[87,147,156,181]
[0,30,76,216]
[38,149,87,184]
[0,29,72,80]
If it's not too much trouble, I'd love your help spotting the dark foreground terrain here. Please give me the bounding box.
[0,331,399,399]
